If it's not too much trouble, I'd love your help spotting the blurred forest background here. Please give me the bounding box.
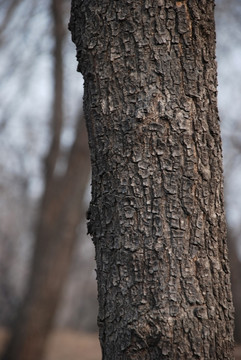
[0,0,241,359]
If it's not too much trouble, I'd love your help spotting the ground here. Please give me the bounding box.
[0,328,240,359]
[0,328,101,360]
[44,330,101,360]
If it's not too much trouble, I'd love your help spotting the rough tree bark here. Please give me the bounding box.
[70,0,234,359]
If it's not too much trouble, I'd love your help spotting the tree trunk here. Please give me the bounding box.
[69,1,234,359]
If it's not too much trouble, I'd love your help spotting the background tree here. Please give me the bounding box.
[0,1,91,360]
[0,0,98,335]
[69,0,234,358]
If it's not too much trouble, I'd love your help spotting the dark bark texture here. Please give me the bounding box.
[70,1,234,359]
